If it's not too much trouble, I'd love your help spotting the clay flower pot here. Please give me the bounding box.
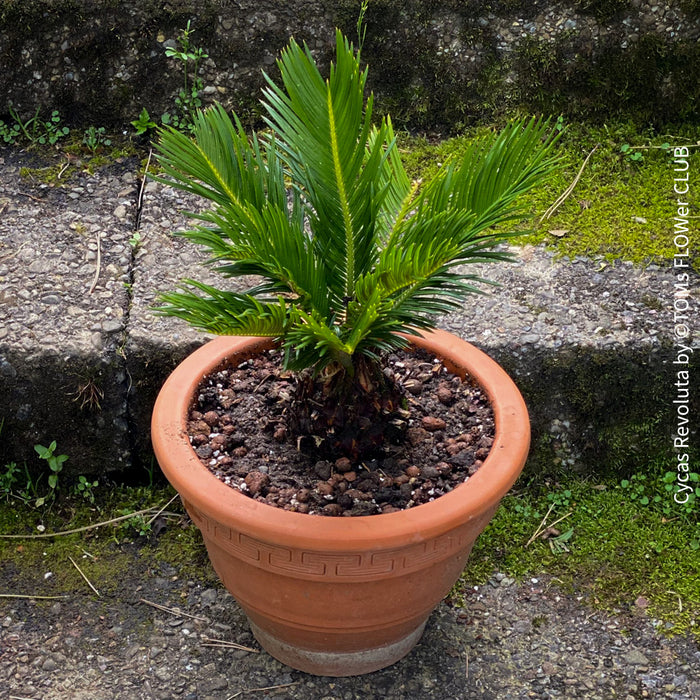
[151,328,529,676]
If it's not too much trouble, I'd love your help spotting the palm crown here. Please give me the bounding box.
[155,29,561,376]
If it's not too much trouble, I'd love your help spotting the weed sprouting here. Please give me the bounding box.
[161,20,208,133]
[4,105,70,146]
[82,126,112,153]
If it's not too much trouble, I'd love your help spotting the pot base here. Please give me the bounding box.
[250,620,427,677]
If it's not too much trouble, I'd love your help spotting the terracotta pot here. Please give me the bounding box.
[151,329,530,676]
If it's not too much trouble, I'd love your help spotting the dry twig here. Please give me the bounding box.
[88,231,101,294]
[539,144,598,223]
[200,635,259,653]
[69,555,100,596]
[0,594,67,600]
[0,240,29,263]
[0,505,181,539]
[16,191,45,202]
[525,504,554,548]
[227,683,300,699]
[139,598,208,623]
[525,505,573,548]
[146,493,180,527]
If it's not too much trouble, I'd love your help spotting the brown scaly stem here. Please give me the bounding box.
[287,355,408,462]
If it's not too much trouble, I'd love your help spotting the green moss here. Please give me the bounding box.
[0,485,213,596]
[400,120,700,269]
[19,163,78,185]
[17,135,140,185]
[453,475,700,637]
[150,522,217,584]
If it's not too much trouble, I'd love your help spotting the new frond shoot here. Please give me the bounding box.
[154,29,562,457]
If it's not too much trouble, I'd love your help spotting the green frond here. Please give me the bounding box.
[154,30,563,375]
[282,308,354,372]
[154,282,287,337]
[155,104,286,212]
[418,116,562,235]
[261,29,402,304]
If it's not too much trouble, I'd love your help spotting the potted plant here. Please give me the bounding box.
[150,29,561,676]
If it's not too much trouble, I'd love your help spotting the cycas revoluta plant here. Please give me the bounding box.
[154,29,561,458]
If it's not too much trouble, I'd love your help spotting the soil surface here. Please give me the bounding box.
[188,348,494,516]
[2,545,699,700]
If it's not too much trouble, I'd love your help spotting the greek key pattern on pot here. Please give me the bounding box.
[185,501,474,579]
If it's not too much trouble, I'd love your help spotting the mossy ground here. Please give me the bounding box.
[1,471,697,640]
[14,134,141,186]
[0,483,217,602]
[400,120,700,271]
[451,472,700,639]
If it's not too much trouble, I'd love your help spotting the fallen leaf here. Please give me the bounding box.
[548,229,569,237]
[539,526,561,540]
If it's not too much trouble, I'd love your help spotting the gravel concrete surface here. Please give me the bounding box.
[2,562,699,700]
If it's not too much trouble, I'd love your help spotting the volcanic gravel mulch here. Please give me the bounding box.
[187,348,495,516]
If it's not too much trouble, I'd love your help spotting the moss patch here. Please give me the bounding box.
[400,120,700,269]
[0,484,216,598]
[15,134,140,185]
[452,473,700,638]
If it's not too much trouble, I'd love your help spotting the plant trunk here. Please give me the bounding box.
[287,355,408,461]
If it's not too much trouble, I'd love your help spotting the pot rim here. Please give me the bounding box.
[151,328,530,552]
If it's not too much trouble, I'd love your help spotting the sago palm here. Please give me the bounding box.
[154,29,561,458]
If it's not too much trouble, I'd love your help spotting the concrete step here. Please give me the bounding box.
[1,147,697,479]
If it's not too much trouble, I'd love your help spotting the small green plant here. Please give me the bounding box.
[0,117,21,144]
[513,501,541,520]
[620,143,644,164]
[548,527,574,554]
[619,471,700,527]
[131,107,158,135]
[82,125,112,153]
[143,457,157,489]
[33,441,68,504]
[39,110,70,145]
[73,475,99,504]
[547,487,573,509]
[129,231,142,250]
[619,473,658,506]
[13,464,42,506]
[162,20,208,133]
[9,105,70,146]
[0,461,21,500]
[118,509,153,537]
[356,0,370,52]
